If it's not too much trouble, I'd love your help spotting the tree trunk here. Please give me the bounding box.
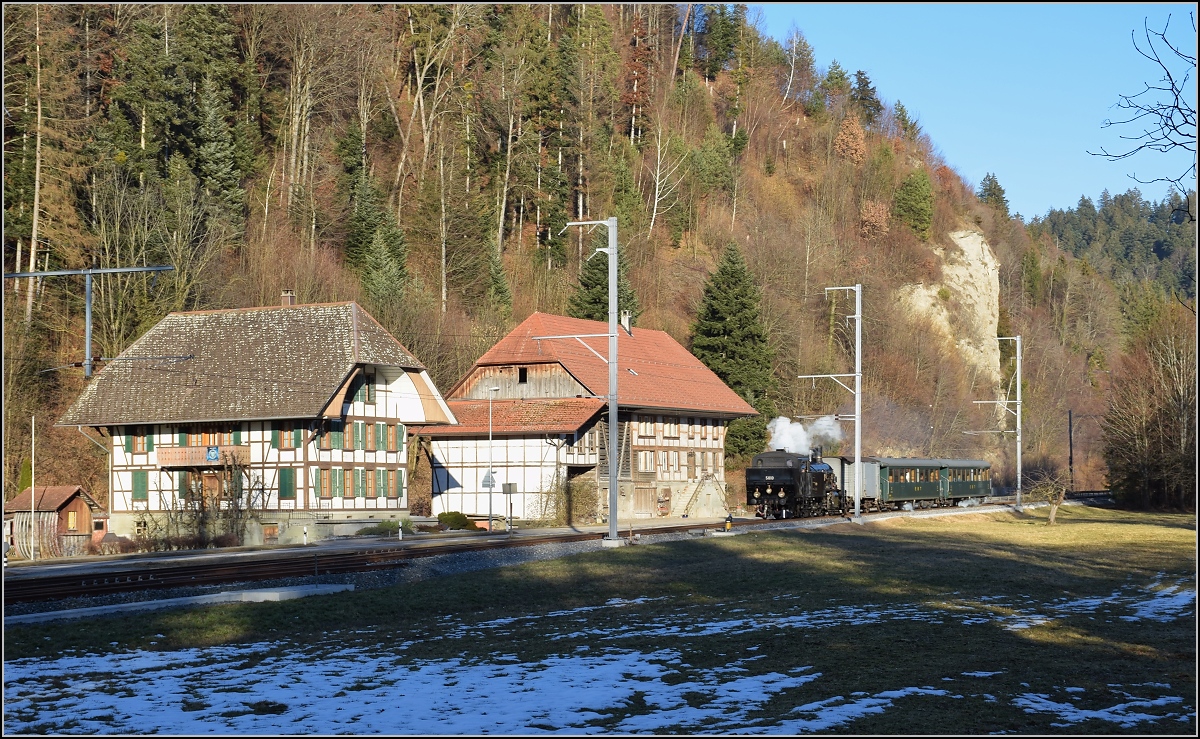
[24,7,44,324]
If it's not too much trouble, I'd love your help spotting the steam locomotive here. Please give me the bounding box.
[746,449,993,519]
[745,448,846,519]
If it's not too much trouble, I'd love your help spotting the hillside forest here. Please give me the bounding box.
[4,4,1196,511]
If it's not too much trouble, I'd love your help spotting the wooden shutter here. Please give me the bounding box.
[145,431,154,452]
[332,422,344,449]
[177,471,190,499]
[132,470,149,501]
[354,422,365,450]
[354,468,365,497]
[312,468,322,497]
[294,427,303,448]
[394,469,405,498]
[125,430,134,454]
[279,468,296,499]
[178,432,188,447]
[233,428,242,445]
[271,427,280,449]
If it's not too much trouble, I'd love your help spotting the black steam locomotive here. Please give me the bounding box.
[745,448,846,519]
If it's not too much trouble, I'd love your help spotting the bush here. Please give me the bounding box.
[211,533,241,548]
[437,511,480,531]
[355,520,400,536]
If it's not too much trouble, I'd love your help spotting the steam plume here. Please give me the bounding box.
[765,416,843,455]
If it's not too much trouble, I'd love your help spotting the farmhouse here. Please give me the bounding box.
[56,294,455,544]
[4,485,106,558]
[423,312,756,523]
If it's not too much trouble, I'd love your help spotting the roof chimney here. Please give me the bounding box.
[281,289,296,306]
[620,310,632,336]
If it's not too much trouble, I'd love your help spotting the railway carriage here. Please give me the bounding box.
[749,452,991,518]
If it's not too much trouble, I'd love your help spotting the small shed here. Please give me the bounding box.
[4,485,106,558]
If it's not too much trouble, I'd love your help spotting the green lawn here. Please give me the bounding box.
[5,505,1196,734]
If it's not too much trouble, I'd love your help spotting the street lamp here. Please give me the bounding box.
[486,386,500,532]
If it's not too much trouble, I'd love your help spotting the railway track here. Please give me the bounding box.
[6,497,1082,606]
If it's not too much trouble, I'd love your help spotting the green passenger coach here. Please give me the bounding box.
[823,456,992,511]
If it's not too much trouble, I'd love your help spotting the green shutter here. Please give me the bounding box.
[375,423,386,452]
[354,468,365,497]
[233,428,241,445]
[178,432,188,447]
[125,430,134,454]
[395,468,405,498]
[374,469,385,497]
[353,422,364,450]
[145,431,153,452]
[132,470,149,501]
[353,376,364,403]
[294,427,303,448]
[177,471,190,499]
[332,422,343,449]
[397,424,406,452]
[271,427,280,449]
[332,468,344,497]
[279,468,296,499]
[313,467,322,497]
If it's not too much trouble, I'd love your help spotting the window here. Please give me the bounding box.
[316,468,332,498]
[94,520,105,532]
[663,417,679,438]
[67,511,77,531]
[132,470,149,501]
[518,367,528,384]
[126,427,151,454]
[279,468,296,500]
[658,451,667,472]
[637,451,655,472]
[637,415,654,438]
[135,520,148,537]
[670,451,680,471]
[365,374,376,404]
[374,468,388,498]
[703,419,711,439]
[274,422,295,450]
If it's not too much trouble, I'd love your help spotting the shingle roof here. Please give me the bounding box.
[422,397,606,437]
[455,313,757,417]
[58,302,427,427]
[5,486,99,513]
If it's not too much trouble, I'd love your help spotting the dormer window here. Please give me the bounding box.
[518,367,528,384]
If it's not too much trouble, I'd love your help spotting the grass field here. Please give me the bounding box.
[4,504,1195,734]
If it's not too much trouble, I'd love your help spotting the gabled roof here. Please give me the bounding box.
[453,313,757,418]
[58,302,430,427]
[5,485,101,514]
[423,397,606,437]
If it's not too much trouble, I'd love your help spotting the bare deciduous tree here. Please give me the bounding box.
[1090,13,1197,219]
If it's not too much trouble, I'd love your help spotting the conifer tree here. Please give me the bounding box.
[851,70,882,126]
[486,247,513,318]
[361,225,409,308]
[893,168,934,239]
[196,75,244,217]
[566,238,640,324]
[690,243,776,458]
[977,172,1010,219]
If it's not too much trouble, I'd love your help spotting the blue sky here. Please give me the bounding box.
[751,3,1197,220]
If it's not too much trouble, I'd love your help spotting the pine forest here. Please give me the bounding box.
[4,4,1195,511]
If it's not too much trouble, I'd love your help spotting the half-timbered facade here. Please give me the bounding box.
[424,313,756,522]
[57,296,455,543]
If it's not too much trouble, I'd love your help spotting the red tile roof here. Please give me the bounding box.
[423,397,605,437]
[5,486,100,513]
[455,313,757,417]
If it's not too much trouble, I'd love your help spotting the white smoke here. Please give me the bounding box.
[765,416,844,455]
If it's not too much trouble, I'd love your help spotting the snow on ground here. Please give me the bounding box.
[4,580,1193,734]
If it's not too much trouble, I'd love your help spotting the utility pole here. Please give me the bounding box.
[545,216,623,545]
[4,265,175,378]
[799,284,862,520]
[975,335,1022,509]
